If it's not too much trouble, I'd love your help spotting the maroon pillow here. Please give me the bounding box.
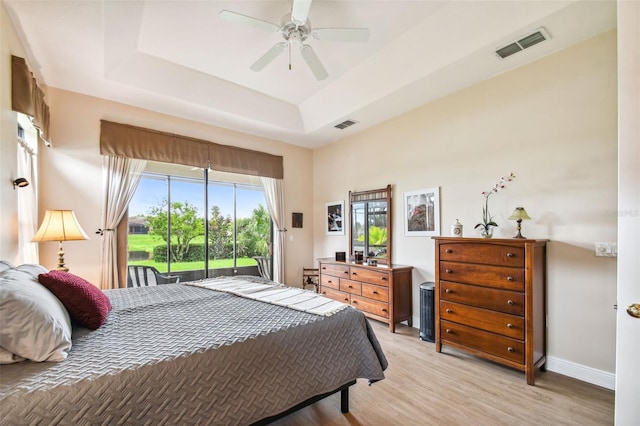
[38,271,112,330]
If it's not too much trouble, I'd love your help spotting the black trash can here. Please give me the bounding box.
[419,282,435,342]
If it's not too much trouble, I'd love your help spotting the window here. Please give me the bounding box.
[127,162,271,282]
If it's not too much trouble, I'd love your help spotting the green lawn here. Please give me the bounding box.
[127,233,257,272]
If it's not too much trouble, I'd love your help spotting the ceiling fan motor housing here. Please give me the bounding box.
[281,20,310,43]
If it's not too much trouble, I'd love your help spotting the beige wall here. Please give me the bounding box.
[37,88,314,286]
[0,2,26,263]
[314,31,618,384]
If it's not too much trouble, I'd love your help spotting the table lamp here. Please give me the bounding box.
[32,210,89,271]
[508,207,531,239]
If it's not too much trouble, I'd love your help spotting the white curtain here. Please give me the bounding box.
[99,156,146,290]
[260,177,286,284]
[16,140,38,264]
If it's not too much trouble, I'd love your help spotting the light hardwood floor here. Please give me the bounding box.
[274,321,614,425]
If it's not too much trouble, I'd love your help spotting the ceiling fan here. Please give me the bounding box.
[219,0,369,81]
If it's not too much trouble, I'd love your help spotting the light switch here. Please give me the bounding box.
[595,242,617,257]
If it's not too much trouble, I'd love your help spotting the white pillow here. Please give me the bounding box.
[0,266,73,362]
[0,260,14,274]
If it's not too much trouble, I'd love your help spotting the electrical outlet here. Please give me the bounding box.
[595,242,617,257]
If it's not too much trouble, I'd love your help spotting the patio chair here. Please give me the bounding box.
[127,265,180,287]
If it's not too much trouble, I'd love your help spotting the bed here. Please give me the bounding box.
[0,263,387,425]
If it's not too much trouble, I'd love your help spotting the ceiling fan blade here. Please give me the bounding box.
[219,10,280,33]
[312,28,370,42]
[300,44,328,81]
[291,0,312,25]
[250,43,287,72]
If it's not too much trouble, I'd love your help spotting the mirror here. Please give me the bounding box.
[349,185,392,265]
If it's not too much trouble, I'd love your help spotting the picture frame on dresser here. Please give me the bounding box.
[403,187,440,236]
[326,200,345,235]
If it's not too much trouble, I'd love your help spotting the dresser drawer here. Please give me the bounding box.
[320,263,350,278]
[440,243,525,268]
[440,261,524,291]
[440,281,524,316]
[340,279,362,295]
[320,274,340,290]
[441,320,524,364]
[349,266,390,286]
[361,283,388,302]
[320,287,350,304]
[351,295,389,318]
[440,301,524,340]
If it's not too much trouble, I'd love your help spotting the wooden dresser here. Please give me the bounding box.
[432,237,547,385]
[318,259,412,332]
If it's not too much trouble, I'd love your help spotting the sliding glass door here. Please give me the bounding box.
[127,163,271,284]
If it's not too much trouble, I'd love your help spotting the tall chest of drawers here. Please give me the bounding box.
[433,237,547,385]
[318,259,412,332]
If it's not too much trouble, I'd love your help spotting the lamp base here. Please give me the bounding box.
[513,220,526,239]
[56,241,69,272]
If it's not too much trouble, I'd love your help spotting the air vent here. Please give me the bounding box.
[496,27,550,59]
[334,119,358,130]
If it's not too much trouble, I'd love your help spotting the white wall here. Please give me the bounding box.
[313,31,618,387]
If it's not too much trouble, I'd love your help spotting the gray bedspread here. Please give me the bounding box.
[0,278,387,425]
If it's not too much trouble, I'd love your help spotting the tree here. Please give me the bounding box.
[237,204,271,257]
[147,200,204,262]
[208,205,233,260]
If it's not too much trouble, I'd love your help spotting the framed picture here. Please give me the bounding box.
[326,200,345,235]
[403,187,440,236]
[292,212,303,228]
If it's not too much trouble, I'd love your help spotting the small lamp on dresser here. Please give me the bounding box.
[508,207,531,239]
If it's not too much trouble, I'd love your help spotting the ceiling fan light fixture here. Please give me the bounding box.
[220,0,370,81]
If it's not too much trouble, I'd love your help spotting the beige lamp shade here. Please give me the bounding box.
[508,207,532,221]
[32,210,88,271]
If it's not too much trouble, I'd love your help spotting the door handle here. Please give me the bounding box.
[627,303,640,318]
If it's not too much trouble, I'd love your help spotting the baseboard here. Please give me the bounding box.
[546,356,615,390]
[409,316,615,390]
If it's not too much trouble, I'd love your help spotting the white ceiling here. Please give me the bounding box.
[5,0,616,149]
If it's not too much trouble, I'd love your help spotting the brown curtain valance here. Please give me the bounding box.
[11,56,51,144]
[99,120,283,179]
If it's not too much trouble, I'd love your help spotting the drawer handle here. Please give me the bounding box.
[445,249,452,253]
[507,276,514,281]
[507,299,514,305]
[507,323,514,329]
[346,298,351,302]
[507,347,515,353]
[372,291,378,295]
[445,269,452,274]
[445,289,452,294]
[344,271,349,274]
[322,266,327,270]
[445,329,452,334]
[507,252,514,257]
[348,285,353,289]
[445,309,452,313]
[381,277,387,281]
[381,308,388,312]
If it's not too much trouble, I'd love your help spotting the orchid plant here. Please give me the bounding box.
[475,172,516,237]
